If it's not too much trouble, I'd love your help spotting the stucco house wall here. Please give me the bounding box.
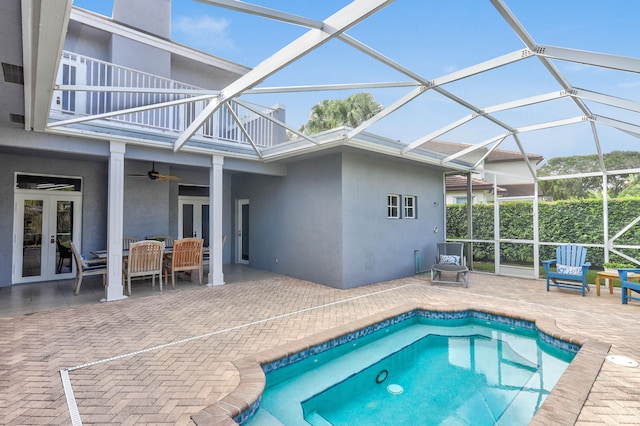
[229,151,445,289]
[0,151,108,286]
[231,154,343,287]
[341,152,444,288]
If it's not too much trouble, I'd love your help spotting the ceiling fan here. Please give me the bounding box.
[128,162,180,181]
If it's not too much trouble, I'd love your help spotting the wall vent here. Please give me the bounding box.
[2,63,24,84]
[10,113,25,124]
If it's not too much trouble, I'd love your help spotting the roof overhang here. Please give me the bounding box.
[22,0,73,132]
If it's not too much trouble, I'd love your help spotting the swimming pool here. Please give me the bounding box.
[249,311,575,425]
[198,304,608,425]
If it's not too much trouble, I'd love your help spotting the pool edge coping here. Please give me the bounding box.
[191,302,611,426]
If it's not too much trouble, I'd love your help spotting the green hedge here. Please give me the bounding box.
[447,197,640,266]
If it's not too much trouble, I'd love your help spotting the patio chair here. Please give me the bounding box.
[124,240,165,296]
[69,241,107,295]
[542,244,591,296]
[430,242,469,287]
[146,234,174,247]
[618,268,640,304]
[56,239,72,273]
[164,238,204,288]
[122,236,138,250]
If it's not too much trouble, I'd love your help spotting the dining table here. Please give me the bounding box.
[91,246,209,259]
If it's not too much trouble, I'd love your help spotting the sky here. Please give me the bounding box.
[71,0,640,164]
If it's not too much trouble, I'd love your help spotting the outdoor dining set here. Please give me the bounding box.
[69,235,213,296]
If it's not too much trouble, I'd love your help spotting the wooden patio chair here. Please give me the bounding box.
[69,241,107,295]
[124,240,165,296]
[618,268,640,304]
[122,236,138,250]
[164,238,204,288]
[430,242,469,287]
[542,244,591,296]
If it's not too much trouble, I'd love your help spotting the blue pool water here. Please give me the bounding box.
[244,312,576,425]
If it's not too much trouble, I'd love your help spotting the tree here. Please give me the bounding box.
[299,92,383,135]
[538,151,640,200]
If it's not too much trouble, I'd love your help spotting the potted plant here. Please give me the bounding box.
[603,262,639,277]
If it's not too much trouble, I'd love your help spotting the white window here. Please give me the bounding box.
[404,195,416,219]
[387,194,400,218]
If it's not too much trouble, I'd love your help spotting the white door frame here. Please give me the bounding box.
[178,195,210,241]
[13,190,82,284]
[236,199,249,264]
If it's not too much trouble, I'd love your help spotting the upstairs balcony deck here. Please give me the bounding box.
[49,51,286,156]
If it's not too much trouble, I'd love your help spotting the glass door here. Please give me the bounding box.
[13,193,82,283]
[179,196,210,246]
[236,199,250,264]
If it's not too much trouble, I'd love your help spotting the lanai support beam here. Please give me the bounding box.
[173,0,395,152]
[490,0,593,119]
[208,155,225,286]
[104,141,127,302]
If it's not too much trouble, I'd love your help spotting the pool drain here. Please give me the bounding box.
[606,355,638,368]
[387,384,404,395]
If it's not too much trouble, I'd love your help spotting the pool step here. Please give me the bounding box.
[304,412,333,426]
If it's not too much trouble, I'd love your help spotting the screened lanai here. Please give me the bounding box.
[32,0,640,278]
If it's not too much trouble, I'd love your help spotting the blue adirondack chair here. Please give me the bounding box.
[618,268,640,304]
[542,244,591,296]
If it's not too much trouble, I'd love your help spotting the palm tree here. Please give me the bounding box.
[299,92,382,135]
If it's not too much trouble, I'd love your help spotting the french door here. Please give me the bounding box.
[178,196,210,246]
[13,192,82,283]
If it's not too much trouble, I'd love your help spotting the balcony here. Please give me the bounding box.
[49,52,286,154]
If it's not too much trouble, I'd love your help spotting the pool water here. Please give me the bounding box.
[246,316,575,425]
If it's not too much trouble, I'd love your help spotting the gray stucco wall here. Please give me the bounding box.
[341,152,444,288]
[230,151,444,289]
[123,161,171,240]
[0,152,108,286]
[231,154,343,287]
[64,21,111,62]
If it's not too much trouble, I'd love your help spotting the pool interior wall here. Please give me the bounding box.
[193,303,610,426]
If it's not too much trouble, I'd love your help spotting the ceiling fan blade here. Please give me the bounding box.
[128,163,180,181]
[155,174,181,181]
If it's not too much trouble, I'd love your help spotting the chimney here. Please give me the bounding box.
[110,0,171,76]
[112,0,171,39]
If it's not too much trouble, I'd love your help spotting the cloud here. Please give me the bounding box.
[618,80,640,89]
[173,15,235,53]
[443,64,458,74]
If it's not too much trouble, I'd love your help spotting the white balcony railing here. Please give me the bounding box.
[51,52,285,148]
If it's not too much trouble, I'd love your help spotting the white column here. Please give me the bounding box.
[208,155,225,285]
[103,141,127,301]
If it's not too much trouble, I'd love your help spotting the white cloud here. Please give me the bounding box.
[443,64,458,74]
[173,15,235,53]
[618,80,640,89]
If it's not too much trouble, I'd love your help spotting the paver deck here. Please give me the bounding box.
[1,267,639,425]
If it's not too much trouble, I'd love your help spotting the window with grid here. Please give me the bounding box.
[387,194,400,218]
[404,195,416,219]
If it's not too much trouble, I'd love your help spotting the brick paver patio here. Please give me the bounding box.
[2,268,639,425]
